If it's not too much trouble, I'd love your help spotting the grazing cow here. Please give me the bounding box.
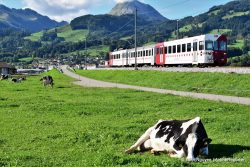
[0,74,9,80]
[12,77,26,83]
[125,117,212,161]
[40,75,54,88]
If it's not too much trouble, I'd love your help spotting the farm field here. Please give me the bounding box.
[76,70,250,98]
[0,70,249,166]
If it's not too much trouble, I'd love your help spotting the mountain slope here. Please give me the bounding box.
[109,0,167,22]
[0,4,67,32]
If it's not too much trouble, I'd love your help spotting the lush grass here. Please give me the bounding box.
[76,70,250,98]
[223,11,250,20]
[57,25,88,42]
[0,70,249,166]
[208,10,220,16]
[24,25,88,42]
[209,29,232,34]
[18,57,33,62]
[229,40,244,49]
[25,31,43,41]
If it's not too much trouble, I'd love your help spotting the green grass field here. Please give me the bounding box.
[57,25,88,42]
[24,31,43,41]
[0,70,249,166]
[76,70,250,98]
[222,11,250,20]
[25,25,88,43]
[229,40,244,49]
[209,29,232,34]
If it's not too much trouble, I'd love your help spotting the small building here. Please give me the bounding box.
[0,62,16,75]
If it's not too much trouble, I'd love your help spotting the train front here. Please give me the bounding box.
[211,34,228,66]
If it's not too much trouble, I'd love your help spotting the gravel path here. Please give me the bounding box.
[61,66,250,106]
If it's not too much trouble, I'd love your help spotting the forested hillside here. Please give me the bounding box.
[0,0,249,66]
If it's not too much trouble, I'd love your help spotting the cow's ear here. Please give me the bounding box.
[203,138,212,145]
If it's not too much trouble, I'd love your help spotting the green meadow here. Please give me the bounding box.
[76,70,250,98]
[0,70,249,166]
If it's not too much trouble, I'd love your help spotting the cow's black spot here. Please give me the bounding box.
[155,120,189,143]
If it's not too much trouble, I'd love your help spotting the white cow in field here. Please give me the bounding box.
[125,117,212,161]
[40,75,54,88]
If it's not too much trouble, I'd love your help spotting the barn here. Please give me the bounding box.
[0,62,16,75]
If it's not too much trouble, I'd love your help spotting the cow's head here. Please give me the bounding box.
[193,137,212,158]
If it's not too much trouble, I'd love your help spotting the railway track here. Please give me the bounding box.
[96,67,250,74]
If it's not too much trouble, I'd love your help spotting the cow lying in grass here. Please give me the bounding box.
[125,117,212,161]
[40,75,54,88]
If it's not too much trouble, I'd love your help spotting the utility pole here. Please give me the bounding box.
[134,8,138,70]
[85,39,87,70]
[85,24,89,70]
[177,19,179,40]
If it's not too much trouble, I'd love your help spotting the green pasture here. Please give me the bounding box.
[76,70,250,98]
[57,25,88,42]
[209,29,232,34]
[0,70,249,166]
[222,11,250,20]
[24,31,43,41]
[18,57,33,62]
[208,10,220,16]
[25,25,88,42]
[229,40,244,49]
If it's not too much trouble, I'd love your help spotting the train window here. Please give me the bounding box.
[143,51,145,57]
[193,42,197,51]
[173,45,176,53]
[156,48,160,54]
[168,46,172,54]
[214,41,218,50]
[182,44,186,52]
[141,51,143,57]
[199,41,204,50]
[177,45,181,53]
[165,47,168,54]
[187,43,191,52]
[149,50,151,56]
[219,41,227,51]
[205,40,213,50]
[160,48,163,54]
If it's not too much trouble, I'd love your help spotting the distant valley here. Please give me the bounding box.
[0,0,249,66]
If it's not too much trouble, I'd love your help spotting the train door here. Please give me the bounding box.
[126,51,129,66]
[109,53,113,67]
[156,43,165,65]
[192,40,198,64]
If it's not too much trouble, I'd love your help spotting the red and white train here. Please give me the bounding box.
[108,34,227,67]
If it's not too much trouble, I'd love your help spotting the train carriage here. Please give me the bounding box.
[109,34,227,67]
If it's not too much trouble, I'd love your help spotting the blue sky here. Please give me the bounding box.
[0,0,233,22]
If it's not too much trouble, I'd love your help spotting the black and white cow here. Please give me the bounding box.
[125,117,212,161]
[40,75,54,88]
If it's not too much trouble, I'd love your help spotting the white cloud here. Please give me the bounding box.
[23,0,101,22]
[114,0,143,3]
[115,0,133,3]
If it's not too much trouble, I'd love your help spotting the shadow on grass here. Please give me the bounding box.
[208,144,250,158]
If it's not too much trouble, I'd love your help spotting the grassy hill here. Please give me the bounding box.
[0,70,249,166]
[25,25,88,43]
